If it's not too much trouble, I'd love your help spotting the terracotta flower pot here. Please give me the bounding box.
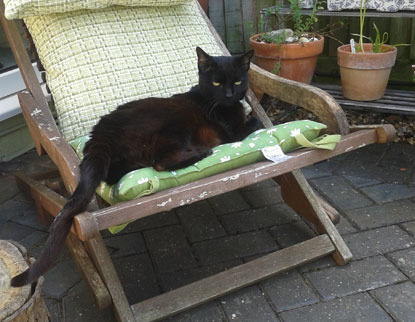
[249,34,324,84]
[337,43,397,101]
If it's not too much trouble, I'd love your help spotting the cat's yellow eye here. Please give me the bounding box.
[234,81,242,85]
[212,81,221,86]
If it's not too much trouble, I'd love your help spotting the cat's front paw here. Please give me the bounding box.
[196,146,213,159]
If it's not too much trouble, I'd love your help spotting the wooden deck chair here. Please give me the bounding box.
[1,0,395,320]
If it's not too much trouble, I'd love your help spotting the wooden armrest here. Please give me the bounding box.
[18,91,80,193]
[349,124,396,143]
[248,64,350,135]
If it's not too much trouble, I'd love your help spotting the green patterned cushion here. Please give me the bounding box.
[4,0,191,19]
[22,1,226,142]
[70,120,341,233]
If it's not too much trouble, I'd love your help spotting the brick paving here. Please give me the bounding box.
[1,142,415,321]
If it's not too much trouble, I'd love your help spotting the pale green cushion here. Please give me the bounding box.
[4,0,191,19]
[70,120,340,232]
[22,1,227,142]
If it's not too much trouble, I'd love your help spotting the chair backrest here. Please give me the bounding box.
[5,0,226,142]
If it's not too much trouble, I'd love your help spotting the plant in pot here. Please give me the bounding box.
[249,0,324,84]
[337,0,406,101]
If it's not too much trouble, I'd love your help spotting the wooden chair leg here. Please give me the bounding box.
[14,172,112,309]
[274,169,352,265]
[85,236,135,322]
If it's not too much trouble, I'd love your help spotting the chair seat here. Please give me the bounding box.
[70,120,340,232]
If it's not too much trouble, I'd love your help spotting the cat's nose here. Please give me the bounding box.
[225,88,233,98]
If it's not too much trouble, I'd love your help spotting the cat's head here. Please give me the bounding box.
[196,47,254,107]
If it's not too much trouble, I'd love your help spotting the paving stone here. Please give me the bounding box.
[18,230,48,252]
[371,281,415,322]
[102,210,178,236]
[305,255,407,300]
[241,185,283,208]
[0,221,35,240]
[388,247,415,280]
[0,175,19,203]
[43,259,82,299]
[10,208,49,231]
[338,161,410,186]
[401,221,415,236]
[166,302,224,322]
[44,298,63,322]
[345,200,415,230]
[221,204,298,234]
[279,293,392,322]
[220,286,279,322]
[302,158,341,179]
[158,260,242,292]
[63,281,115,322]
[343,174,382,188]
[311,176,373,210]
[337,144,411,185]
[361,183,415,204]
[193,231,278,265]
[104,232,146,257]
[343,143,389,164]
[269,221,315,248]
[144,225,197,273]
[335,215,359,235]
[176,200,226,242]
[113,253,160,304]
[0,197,32,226]
[298,256,336,273]
[208,190,251,215]
[344,226,415,260]
[262,270,318,312]
[380,142,415,169]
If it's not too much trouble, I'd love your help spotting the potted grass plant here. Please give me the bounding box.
[249,0,324,84]
[336,0,402,101]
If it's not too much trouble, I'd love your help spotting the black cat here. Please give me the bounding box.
[11,47,260,287]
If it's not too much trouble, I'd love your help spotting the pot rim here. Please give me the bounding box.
[249,33,324,46]
[337,43,397,70]
[337,43,397,55]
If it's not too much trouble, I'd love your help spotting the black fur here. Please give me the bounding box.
[11,47,260,287]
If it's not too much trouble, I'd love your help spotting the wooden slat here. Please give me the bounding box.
[315,83,415,115]
[132,234,335,321]
[224,0,244,53]
[73,128,381,238]
[208,0,226,43]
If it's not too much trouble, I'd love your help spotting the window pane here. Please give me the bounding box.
[0,22,31,73]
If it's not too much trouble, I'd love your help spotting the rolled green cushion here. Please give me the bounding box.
[70,120,340,233]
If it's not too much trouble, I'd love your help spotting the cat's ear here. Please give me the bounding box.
[196,47,214,72]
[238,50,254,71]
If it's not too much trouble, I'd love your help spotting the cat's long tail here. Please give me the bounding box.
[10,149,110,287]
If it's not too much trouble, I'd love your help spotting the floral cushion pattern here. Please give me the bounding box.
[4,0,192,19]
[327,0,415,12]
[70,120,341,233]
